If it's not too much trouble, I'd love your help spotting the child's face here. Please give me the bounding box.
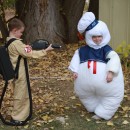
[13,27,24,39]
[92,35,103,45]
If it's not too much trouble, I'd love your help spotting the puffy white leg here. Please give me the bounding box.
[80,96,100,112]
[94,97,122,120]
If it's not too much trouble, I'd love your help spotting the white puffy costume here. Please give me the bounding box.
[68,12,124,120]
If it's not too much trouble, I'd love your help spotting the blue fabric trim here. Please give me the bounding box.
[86,20,99,31]
[79,45,113,64]
[80,59,106,64]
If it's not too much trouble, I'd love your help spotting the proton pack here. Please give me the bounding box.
[0,38,17,81]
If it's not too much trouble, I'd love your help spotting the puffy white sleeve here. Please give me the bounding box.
[68,50,80,73]
[106,51,121,74]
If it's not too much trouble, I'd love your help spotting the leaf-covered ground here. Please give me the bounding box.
[0,43,130,130]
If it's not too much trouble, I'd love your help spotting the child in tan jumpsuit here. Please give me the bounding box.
[7,18,53,125]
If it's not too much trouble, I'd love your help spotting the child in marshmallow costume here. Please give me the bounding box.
[68,12,124,120]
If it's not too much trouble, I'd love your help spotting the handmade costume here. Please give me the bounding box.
[7,37,47,121]
[69,12,124,120]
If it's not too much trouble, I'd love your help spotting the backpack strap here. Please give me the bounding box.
[4,38,21,79]
[4,38,17,48]
[14,55,22,79]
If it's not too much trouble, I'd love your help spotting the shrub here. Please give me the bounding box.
[116,41,130,72]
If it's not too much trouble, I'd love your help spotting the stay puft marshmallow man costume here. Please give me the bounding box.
[68,12,124,120]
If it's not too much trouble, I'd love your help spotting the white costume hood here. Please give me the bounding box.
[77,12,111,49]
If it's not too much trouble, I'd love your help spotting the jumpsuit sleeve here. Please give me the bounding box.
[106,51,121,74]
[10,40,47,58]
[68,50,80,73]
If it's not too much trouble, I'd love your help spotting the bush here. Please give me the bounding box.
[116,41,130,71]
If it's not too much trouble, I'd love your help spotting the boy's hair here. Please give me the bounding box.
[8,18,25,32]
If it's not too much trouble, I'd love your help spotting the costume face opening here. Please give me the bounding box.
[92,35,103,45]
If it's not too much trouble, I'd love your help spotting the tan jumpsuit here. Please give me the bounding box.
[7,37,47,121]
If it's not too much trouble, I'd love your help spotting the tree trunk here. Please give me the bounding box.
[0,16,8,42]
[0,1,9,42]
[63,0,85,43]
[16,0,66,46]
[88,0,99,19]
[15,0,85,45]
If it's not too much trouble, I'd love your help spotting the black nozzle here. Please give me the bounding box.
[51,44,62,49]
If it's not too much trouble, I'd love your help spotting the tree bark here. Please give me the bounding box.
[16,0,65,46]
[88,0,99,19]
[15,0,85,45]
[63,0,85,43]
[0,0,9,42]
[0,16,8,42]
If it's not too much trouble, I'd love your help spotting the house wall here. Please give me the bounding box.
[99,0,130,49]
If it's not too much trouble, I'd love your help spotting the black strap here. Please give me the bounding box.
[0,39,32,126]
[14,56,22,79]
[21,58,32,124]
[4,38,17,48]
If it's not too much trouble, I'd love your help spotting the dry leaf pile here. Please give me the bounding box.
[0,42,130,129]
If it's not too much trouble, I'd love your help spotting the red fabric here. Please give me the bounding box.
[77,32,84,41]
[88,61,91,68]
[93,61,97,74]
[88,61,97,74]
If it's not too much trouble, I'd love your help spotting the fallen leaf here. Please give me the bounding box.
[36,122,42,126]
[107,121,114,126]
[24,125,29,129]
[86,118,91,122]
[122,120,129,125]
[123,114,128,117]
[69,96,76,100]
[113,115,118,119]
[122,106,129,111]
